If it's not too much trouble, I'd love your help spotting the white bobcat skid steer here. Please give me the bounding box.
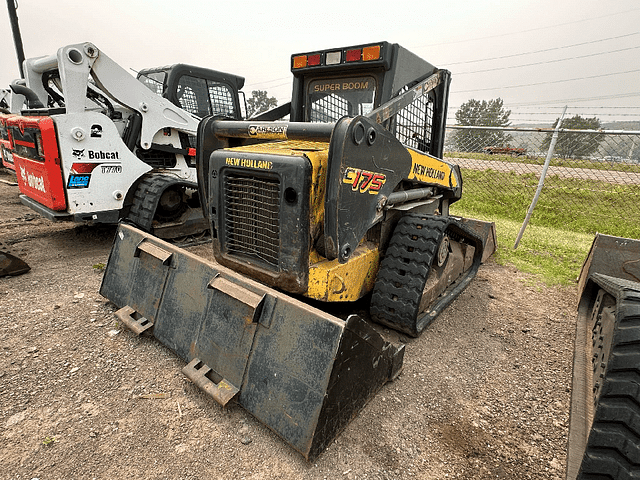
[0,42,245,239]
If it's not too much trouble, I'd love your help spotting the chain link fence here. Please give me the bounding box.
[443,126,640,239]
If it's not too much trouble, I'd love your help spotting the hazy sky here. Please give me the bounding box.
[2,0,639,125]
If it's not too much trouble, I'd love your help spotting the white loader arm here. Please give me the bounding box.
[23,42,199,149]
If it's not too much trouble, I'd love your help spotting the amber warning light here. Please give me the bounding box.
[292,44,382,69]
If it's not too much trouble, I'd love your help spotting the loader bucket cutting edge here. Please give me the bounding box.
[100,223,404,460]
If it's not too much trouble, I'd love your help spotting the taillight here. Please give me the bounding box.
[292,55,307,69]
[363,45,381,61]
[345,49,361,62]
[35,131,45,157]
[292,43,384,70]
[307,54,321,66]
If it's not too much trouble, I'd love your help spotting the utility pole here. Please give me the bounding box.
[6,0,25,78]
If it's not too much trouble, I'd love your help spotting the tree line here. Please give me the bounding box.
[451,97,606,159]
[243,90,637,161]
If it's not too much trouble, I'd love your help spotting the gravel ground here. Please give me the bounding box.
[0,166,577,479]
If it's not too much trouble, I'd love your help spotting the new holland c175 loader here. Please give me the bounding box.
[100,41,496,459]
[0,42,245,241]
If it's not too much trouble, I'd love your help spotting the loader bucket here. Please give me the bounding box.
[100,223,404,460]
[0,247,30,277]
[457,217,497,263]
[568,272,640,479]
[577,233,640,300]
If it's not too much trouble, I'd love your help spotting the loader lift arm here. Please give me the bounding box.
[21,42,200,148]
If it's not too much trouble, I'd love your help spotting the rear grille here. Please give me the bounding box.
[223,172,280,268]
[9,127,43,161]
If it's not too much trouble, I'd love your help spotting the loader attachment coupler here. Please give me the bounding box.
[100,223,404,460]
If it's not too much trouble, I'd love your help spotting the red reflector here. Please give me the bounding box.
[308,54,321,66]
[363,45,381,61]
[14,139,36,149]
[293,55,307,69]
[188,148,196,157]
[346,49,362,62]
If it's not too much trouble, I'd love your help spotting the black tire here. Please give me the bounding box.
[568,273,640,479]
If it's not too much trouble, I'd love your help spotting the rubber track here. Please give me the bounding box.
[127,174,197,232]
[370,214,447,336]
[576,275,640,479]
[127,174,168,231]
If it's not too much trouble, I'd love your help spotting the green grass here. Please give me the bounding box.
[450,168,640,286]
[451,206,592,286]
[458,169,640,239]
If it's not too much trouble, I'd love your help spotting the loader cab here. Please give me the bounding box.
[136,64,246,167]
[137,64,245,120]
[289,41,450,158]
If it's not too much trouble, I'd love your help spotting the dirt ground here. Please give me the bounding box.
[0,166,577,480]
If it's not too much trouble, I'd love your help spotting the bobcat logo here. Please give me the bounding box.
[72,149,85,160]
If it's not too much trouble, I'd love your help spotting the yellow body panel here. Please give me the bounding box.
[232,139,378,303]
[219,141,457,303]
[228,140,329,155]
[407,148,458,188]
[307,243,380,302]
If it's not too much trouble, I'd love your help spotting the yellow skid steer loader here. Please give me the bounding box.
[100,41,496,459]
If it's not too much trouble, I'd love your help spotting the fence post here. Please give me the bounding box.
[514,106,567,249]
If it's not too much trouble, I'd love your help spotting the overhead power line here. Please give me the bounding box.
[446,32,640,66]
[506,92,640,107]
[416,7,640,48]
[245,76,290,87]
[455,45,640,75]
[243,80,291,93]
[451,68,640,93]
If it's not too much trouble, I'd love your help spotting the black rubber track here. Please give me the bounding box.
[370,213,484,337]
[127,173,198,233]
[570,274,640,480]
[370,214,448,336]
